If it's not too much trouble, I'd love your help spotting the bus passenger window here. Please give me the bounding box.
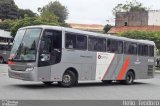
[88,37,96,51]
[65,33,76,49]
[96,38,106,52]
[76,35,87,50]
[125,42,137,55]
[118,41,123,53]
[107,39,122,53]
[138,44,148,56]
[88,37,106,52]
[149,46,154,57]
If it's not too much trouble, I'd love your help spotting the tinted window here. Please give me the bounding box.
[88,37,106,52]
[107,39,123,53]
[76,35,87,50]
[65,33,76,49]
[138,44,148,56]
[149,45,154,57]
[124,42,137,55]
[65,32,87,50]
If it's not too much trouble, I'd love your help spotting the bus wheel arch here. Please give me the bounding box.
[59,67,78,87]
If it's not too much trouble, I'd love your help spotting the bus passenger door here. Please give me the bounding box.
[38,34,52,81]
[38,30,62,81]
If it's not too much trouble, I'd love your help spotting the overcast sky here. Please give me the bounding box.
[14,0,160,25]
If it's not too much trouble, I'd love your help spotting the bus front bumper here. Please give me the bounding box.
[8,68,38,81]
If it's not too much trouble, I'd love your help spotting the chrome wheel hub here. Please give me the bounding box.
[63,75,71,83]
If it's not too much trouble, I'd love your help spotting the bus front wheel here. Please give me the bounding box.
[58,70,76,87]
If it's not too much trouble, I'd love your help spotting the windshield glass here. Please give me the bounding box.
[10,28,42,61]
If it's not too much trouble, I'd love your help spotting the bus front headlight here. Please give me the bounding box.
[26,67,34,71]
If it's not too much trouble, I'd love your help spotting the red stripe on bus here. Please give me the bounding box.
[117,56,130,80]
[102,54,115,80]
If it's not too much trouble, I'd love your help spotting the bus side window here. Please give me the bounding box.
[125,42,137,55]
[149,45,154,57]
[107,39,122,53]
[76,35,87,50]
[138,44,148,56]
[65,33,76,49]
[96,38,106,52]
[88,37,106,52]
[88,37,96,51]
[117,41,123,54]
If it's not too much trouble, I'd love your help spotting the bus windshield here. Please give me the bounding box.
[10,28,42,62]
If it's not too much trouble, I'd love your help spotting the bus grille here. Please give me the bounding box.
[148,65,154,76]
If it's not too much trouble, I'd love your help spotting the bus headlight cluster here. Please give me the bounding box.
[26,67,34,71]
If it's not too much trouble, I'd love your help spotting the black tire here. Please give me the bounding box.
[58,70,77,87]
[0,57,4,64]
[122,71,135,85]
[102,80,112,84]
[43,82,53,85]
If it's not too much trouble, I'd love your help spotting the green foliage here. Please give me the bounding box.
[0,0,18,20]
[112,0,147,15]
[40,10,59,24]
[118,31,160,51]
[0,0,69,37]
[0,20,12,31]
[10,15,61,37]
[103,24,112,33]
[0,0,37,20]
[18,9,36,19]
[40,1,68,23]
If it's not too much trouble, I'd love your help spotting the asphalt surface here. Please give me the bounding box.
[0,64,160,100]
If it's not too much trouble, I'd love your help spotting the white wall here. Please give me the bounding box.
[148,10,160,26]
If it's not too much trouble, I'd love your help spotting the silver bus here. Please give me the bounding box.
[0,34,13,63]
[8,25,155,87]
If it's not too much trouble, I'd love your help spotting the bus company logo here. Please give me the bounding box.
[98,55,108,59]
[98,55,101,59]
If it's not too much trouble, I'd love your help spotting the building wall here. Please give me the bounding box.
[148,10,160,26]
[116,11,148,27]
[115,12,129,27]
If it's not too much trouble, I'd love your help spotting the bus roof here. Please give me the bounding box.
[20,25,155,46]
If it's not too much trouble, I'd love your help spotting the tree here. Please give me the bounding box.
[112,0,147,15]
[103,24,112,33]
[118,31,160,54]
[10,14,61,37]
[40,1,68,23]
[40,10,59,23]
[0,0,18,20]
[18,9,36,19]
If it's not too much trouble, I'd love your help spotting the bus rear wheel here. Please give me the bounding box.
[58,70,76,87]
[0,57,4,64]
[122,71,135,85]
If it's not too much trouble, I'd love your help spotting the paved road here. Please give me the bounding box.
[0,64,160,100]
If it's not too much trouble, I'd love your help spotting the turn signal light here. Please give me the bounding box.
[8,61,15,65]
